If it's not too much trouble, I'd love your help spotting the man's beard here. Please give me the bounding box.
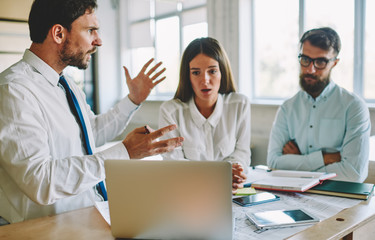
[59,39,96,70]
[299,73,330,96]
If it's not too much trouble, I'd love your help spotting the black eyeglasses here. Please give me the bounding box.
[298,54,336,70]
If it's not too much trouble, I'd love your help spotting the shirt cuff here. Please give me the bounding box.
[98,142,130,160]
[114,95,140,118]
[307,150,325,171]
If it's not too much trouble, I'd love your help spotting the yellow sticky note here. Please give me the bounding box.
[235,187,256,196]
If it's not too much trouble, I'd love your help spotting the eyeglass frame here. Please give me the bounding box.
[298,54,337,70]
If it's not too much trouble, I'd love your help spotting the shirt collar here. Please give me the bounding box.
[303,81,336,102]
[188,94,223,128]
[23,49,60,86]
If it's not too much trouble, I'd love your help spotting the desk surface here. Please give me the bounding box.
[1,196,375,240]
[0,206,113,240]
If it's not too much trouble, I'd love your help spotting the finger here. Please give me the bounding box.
[131,126,151,134]
[145,125,155,133]
[232,182,244,189]
[152,77,166,87]
[146,61,163,76]
[153,137,184,149]
[151,67,166,80]
[140,58,154,73]
[149,124,177,140]
[151,137,184,154]
[239,172,247,181]
[232,163,243,171]
[284,144,293,153]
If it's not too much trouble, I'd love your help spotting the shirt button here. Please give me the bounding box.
[310,125,313,128]
[313,105,316,108]
[309,145,312,148]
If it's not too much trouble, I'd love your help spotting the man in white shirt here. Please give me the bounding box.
[267,27,370,182]
[0,0,183,223]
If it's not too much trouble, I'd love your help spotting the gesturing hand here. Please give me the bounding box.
[124,58,166,105]
[232,163,247,194]
[122,124,184,159]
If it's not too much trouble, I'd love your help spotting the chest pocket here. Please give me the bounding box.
[319,119,345,148]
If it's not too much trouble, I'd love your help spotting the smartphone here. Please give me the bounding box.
[246,209,320,229]
[232,192,280,207]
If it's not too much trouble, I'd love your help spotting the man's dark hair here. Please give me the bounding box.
[299,27,341,56]
[28,0,97,43]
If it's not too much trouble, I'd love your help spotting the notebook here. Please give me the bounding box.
[306,180,374,200]
[104,160,233,240]
[250,170,336,192]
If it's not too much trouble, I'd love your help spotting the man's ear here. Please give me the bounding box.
[50,24,66,44]
[331,58,340,68]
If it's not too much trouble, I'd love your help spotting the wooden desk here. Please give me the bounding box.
[288,195,375,240]
[1,197,375,240]
[0,207,114,240]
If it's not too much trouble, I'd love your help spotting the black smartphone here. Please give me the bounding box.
[233,192,280,207]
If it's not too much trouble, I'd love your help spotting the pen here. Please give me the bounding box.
[252,165,272,172]
[144,125,150,134]
[244,182,252,188]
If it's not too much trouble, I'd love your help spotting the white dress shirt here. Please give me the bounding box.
[267,81,370,182]
[0,50,138,223]
[159,93,251,169]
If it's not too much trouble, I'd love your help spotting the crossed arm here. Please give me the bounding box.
[282,140,341,165]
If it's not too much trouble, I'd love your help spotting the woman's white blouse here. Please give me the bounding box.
[159,93,251,169]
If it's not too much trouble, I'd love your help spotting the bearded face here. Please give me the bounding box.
[299,72,330,96]
[59,38,96,70]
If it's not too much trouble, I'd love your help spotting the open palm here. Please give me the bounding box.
[124,58,166,105]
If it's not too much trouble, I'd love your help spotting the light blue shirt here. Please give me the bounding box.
[267,81,370,182]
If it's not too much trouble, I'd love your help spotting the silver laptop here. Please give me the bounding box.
[104,160,233,239]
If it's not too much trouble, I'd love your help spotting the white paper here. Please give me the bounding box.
[95,201,111,225]
[94,168,362,239]
[233,191,361,240]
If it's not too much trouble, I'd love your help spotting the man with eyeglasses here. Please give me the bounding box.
[267,27,370,182]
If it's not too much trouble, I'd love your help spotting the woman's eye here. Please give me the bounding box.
[191,71,200,76]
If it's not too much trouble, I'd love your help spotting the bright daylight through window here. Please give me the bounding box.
[127,0,207,100]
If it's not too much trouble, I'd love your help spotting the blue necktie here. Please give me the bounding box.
[59,75,107,201]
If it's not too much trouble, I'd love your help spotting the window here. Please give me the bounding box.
[252,0,299,99]
[364,0,375,100]
[126,0,207,100]
[305,0,354,93]
[249,0,371,102]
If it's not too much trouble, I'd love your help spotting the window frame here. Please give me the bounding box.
[247,0,370,104]
[126,0,207,101]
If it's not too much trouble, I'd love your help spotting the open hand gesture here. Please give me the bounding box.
[124,58,166,105]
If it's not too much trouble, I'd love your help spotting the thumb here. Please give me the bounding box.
[123,66,132,83]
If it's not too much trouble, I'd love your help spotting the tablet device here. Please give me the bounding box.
[246,209,319,229]
[233,192,280,207]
